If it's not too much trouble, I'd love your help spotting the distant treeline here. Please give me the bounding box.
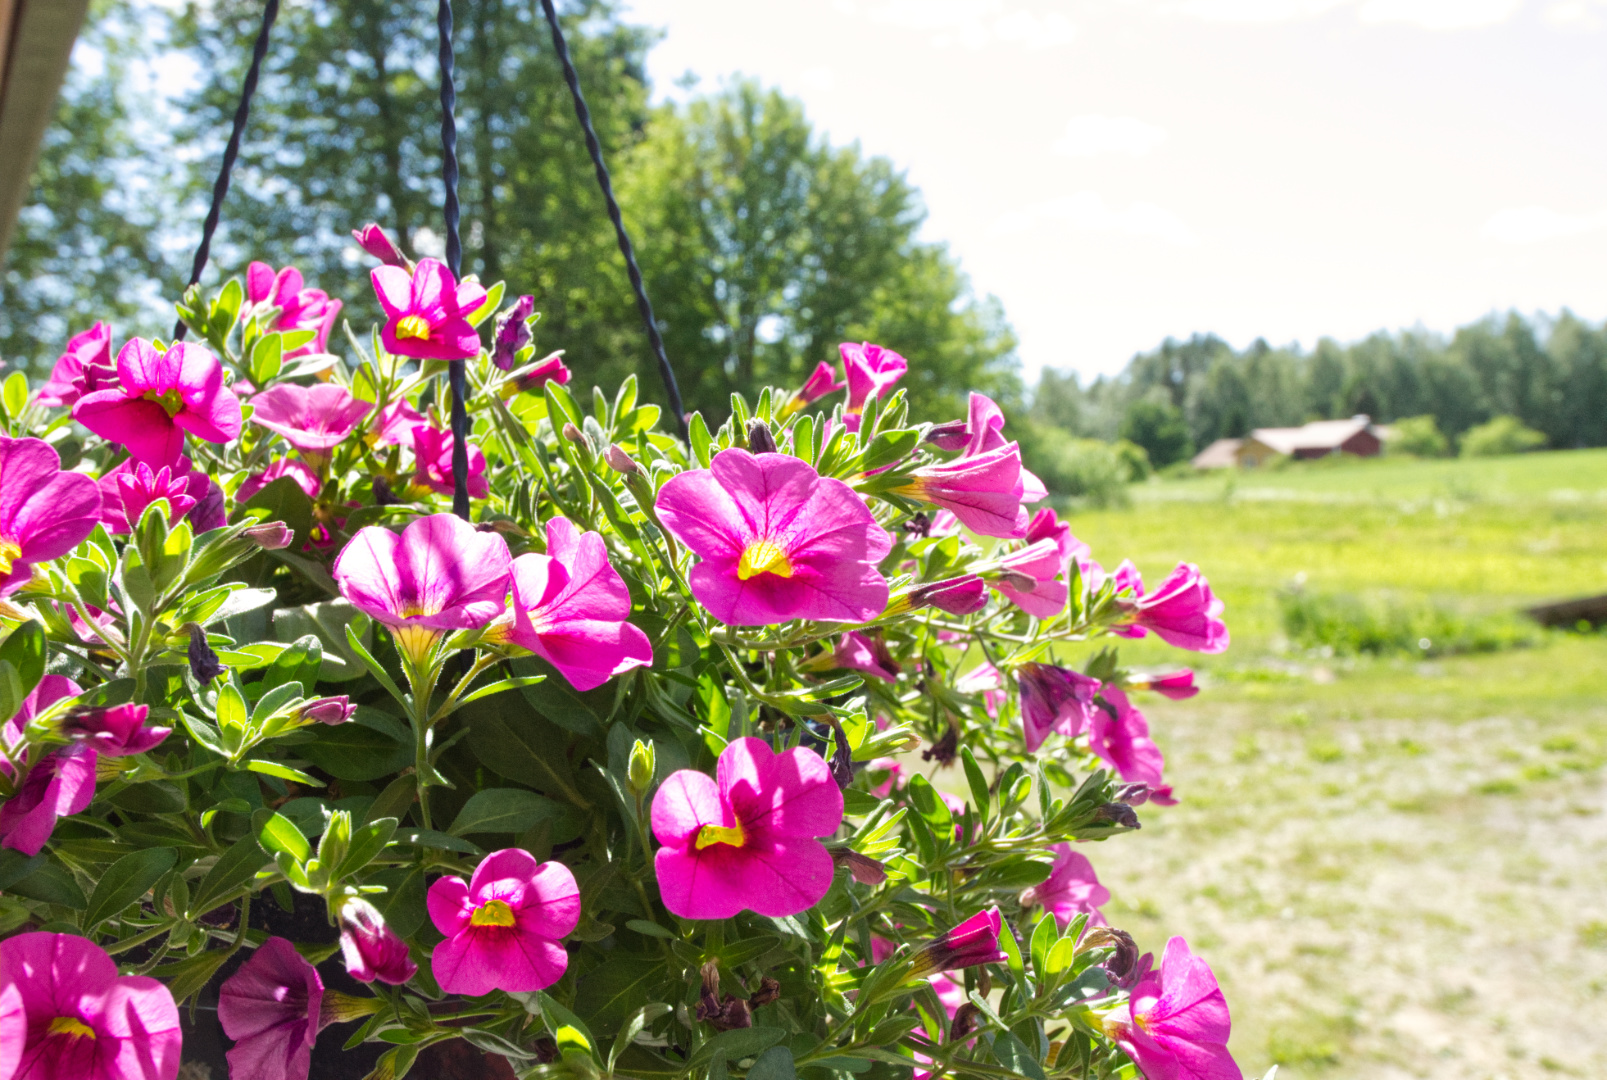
[1028,311,1607,467]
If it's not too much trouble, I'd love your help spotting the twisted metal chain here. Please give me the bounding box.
[538,0,688,441]
[173,0,280,343]
[438,0,472,519]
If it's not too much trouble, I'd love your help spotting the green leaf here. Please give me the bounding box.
[370,866,427,938]
[259,634,323,695]
[855,429,920,473]
[0,620,46,700]
[334,817,398,880]
[152,949,231,1004]
[248,331,283,384]
[842,788,882,816]
[5,857,86,909]
[342,624,409,705]
[536,990,601,1065]
[467,280,506,327]
[257,811,311,862]
[688,411,712,468]
[989,1029,1046,1080]
[905,774,953,836]
[83,847,178,928]
[246,759,322,786]
[462,691,581,794]
[297,720,409,781]
[747,1046,796,1080]
[609,1003,672,1072]
[1029,910,1058,979]
[687,1027,787,1070]
[239,475,314,551]
[273,602,369,683]
[3,371,30,417]
[574,956,670,1037]
[448,788,563,836]
[960,746,991,823]
[394,829,482,855]
[0,850,47,891]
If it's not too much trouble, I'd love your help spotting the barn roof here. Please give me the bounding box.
[1191,437,1244,469]
[1248,415,1374,455]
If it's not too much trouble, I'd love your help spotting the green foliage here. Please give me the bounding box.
[1387,414,1449,457]
[1279,586,1537,658]
[1017,422,1129,507]
[1118,397,1192,468]
[1459,414,1547,458]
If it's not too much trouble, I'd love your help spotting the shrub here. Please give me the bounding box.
[1112,437,1153,481]
[1388,414,1450,457]
[1459,414,1547,457]
[1280,586,1537,657]
[1118,398,1193,467]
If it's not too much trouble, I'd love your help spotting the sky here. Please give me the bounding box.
[620,0,1607,383]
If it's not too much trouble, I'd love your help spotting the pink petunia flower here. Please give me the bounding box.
[338,897,417,986]
[59,703,171,758]
[507,351,572,395]
[894,443,1028,539]
[1105,937,1242,1080]
[865,757,904,797]
[37,323,118,408]
[219,936,326,1080]
[1089,686,1168,789]
[779,360,847,418]
[1024,507,1089,564]
[249,383,373,456]
[332,515,513,658]
[1116,562,1230,654]
[840,342,908,412]
[956,393,1049,504]
[1129,670,1199,700]
[993,538,1070,619]
[0,436,102,595]
[1021,844,1110,928]
[956,662,1007,719]
[412,425,490,499]
[651,736,845,919]
[0,931,181,1080]
[238,457,322,504]
[369,397,428,448]
[833,631,900,682]
[372,257,487,362]
[1016,662,1102,754]
[500,516,653,690]
[74,339,243,468]
[245,262,343,358]
[97,458,220,535]
[427,848,580,996]
[352,223,410,268]
[0,676,95,856]
[655,448,893,626]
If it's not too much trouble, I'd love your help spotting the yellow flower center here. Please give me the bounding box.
[737,539,792,581]
[469,899,517,927]
[141,387,185,418]
[47,1016,96,1040]
[694,821,747,850]
[0,538,20,576]
[395,315,433,340]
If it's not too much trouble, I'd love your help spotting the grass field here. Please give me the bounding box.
[1059,450,1607,1078]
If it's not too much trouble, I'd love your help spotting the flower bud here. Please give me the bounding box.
[509,351,571,394]
[1082,926,1139,984]
[186,622,225,686]
[351,223,409,268]
[748,976,781,1008]
[921,724,958,766]
[491,294,536,371]
[605,444,641,476]
[627,738,655,794]
[1092,802,1140,829]
[907,574,988,616]
[950,1002,984,1041]
[337,897,418,985]
[831,848,887,886]
[746,419,778,455]
[299,696,356,726]
[562,422,584,443]
[924,418,971,452]
[244,521,294,550]
[908,907,1007,978]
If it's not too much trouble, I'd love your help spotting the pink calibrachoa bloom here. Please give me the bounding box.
[957,392,1049,504]
[352,223,410,268]
[655,448,894,626]
[993,537,1070,618]
[296,696,356,726]
[651,736,845,919]
[1129,669,1199,700]
[1021,844,1111,928]
[840,341,908,412]
[369,397,427,447]
[0,932,181,1080]
[332,514,512,659]
[1016,662,1102,754]
[902,573,989,616]
[778,360,847,418]
[893,443,1028,539]
[412,424,489,499]
[37,322,117,408]
[1116,562,1230,653]
[1089,686,1168,789]
[956,662,1007,719]
[1024,507,1089,564]
[501,516,653,691]
[507,351,572,395]
[74,339,242,467]
[1105,937,1242,1080]
[59,703,171,758]
[97,458,220,535]
[427,848,580,996]
[907,907,1008,977]
[0,436,101,595]
[1,676,94,856]
[219,936,325,1080]
[372,256,487,361]
[249,383,373,456]
[245,262,343,357]
[238,457,322,504]
[865,756,904,797]
[832,630,900,682]
[338,897,417,985]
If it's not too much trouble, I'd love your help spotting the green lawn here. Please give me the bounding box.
[1058,451,1607,1077]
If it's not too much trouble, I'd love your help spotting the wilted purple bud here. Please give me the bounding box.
[299,696,356,726]
[925,419,971,452]
[695,960,752,1031]
[908,907,1007,977]
[244,521,294,550]
[187,622,225,686]
[338,897,417,985]
[372,476,403,507]
[749,976,781,1008]
[908,574,989,616]
[605,444,641,476]
[1083,926,1140,985]
[351,223,409,268]
[950,1002,984,1041]
[746,419,778,455]
[922,724,959,766]
[1093,802,1141,829]
[491,294,536,371]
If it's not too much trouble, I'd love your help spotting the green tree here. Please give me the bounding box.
[1459,414,1546,457]
[1387,414,1449,457]
[1118,397,1192,467]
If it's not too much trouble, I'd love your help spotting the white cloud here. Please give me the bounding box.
[836,1,1076,48]
[1481,205,1607,244]
[1053,115,1169,158]
[991,192,1197,245]
[1544,0,1607,27]
[1168,0,1348,23]
[1357,0,1522,29]
[800,66,837,91]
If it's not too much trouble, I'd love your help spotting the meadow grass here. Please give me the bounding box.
[1052,450,1607,1078]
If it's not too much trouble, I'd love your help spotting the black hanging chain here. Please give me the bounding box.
[173,0,280,343]
[538,0,688,442]
[438,0,472,520]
